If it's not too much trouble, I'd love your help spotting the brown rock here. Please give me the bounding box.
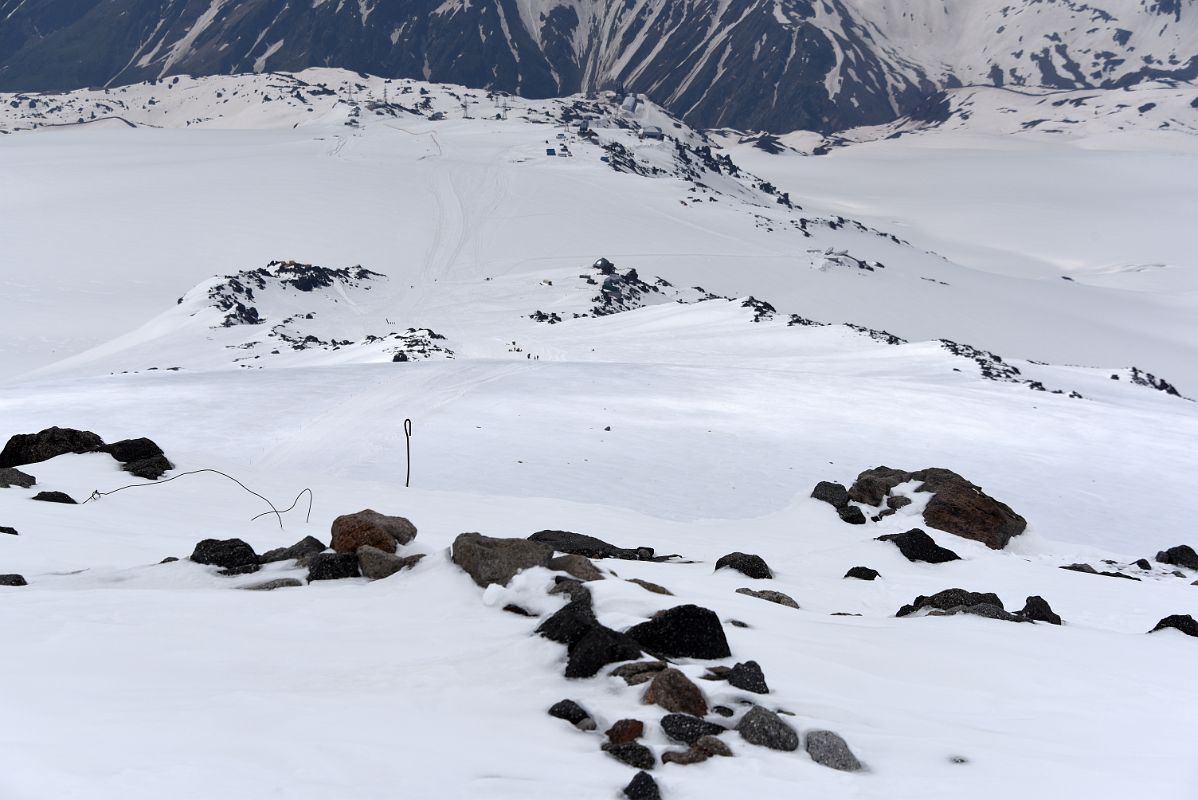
[627,578,673,595]
[736,587,799,609]
[330,509,417,554]
[606,719,645,745]
[643,668,707,717]
[549,554,604,581]
[911,468,1026,550]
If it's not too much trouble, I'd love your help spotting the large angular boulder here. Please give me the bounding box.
[896,588,1004,617]
[101,437,164,463]
[528,530,642,560]
[0,467,36,488]
[805,730,863,771]
[190,538,259,570]
[736,706,798,751]
[1018,596,1062,625]
[626,604,730,659]
[715,552,772,579]
[452,532,553,587]
[643,668,708,716]
[0,427,104,468]
[811,481,850,509]
[537,598,642,678]
[1150,614,1198,637]
[877,528,960,563]
[910,468,1026,549]
[331,509,417,554]
[1156,545,1198,572]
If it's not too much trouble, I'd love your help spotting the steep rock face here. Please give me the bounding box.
[1,0,1193,133]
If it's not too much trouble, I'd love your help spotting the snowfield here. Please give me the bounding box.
[1,70,1196,800]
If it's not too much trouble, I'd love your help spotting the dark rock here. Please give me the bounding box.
[1156,545,1198,571]
[122,455,173,480]
[1061,562,1098,574]
[702,665,733,680]
[218,563,261,576]
[529,529,640,560]
[811,481,850,509]
[32,491,77,504]
[1018,595,1062,625]
[548,553,604,581]
[735,587,799,608]
[626,604,730,659]
[661,713,726,744]
[728,661,769,694]
[887,496,912,510]
[452,532,553,587]
[0,526,16,535]
[715,552,772,579]
[727,619,751,628]
[548,699,591,726]
[848,466,912,505]
[537,598,598,647]
[0,426,104,468]
[241,577,303,591]
[101,437,164,463]
[0,574,28,586]
[1134,558,1152,570]
[643,668,708,716]
[502,604,536,616]
[910,468,1026,550]
[190,538,258,570]
[713,705,734,717]
[259,535,327,563]
[602,741,655,770]
[897,588,1004,617]
[306,553,361,581]
[844,566,880,580]
[694,735,733,757]
[736,706,799,751]
[159,556,178,563]
[606,718,645,745]
[928,603,1021,622]
[1150,614,1198,637]
[627,578,673,595]
[661,747,710,765]
[837,506,867,525]
[623,771,660,800]
[548,578,593,604]
[0,467,36,488]
[331,509,416,554]
[566,625,642,679]
[610,661,668,683]
[805,730,863,771]
[877,528,960,563]
[357,545,423,579]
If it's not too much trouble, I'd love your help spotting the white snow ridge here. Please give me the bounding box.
[1,63,1196,800]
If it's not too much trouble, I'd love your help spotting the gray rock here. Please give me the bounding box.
[848,466,912,505]
[928,603,1022,622]
[240,578,304,591]
[627,578,672,595]
[0,574,28,586]
[897,588,1004,617]
[609,661,668,684]
[715,552,772,579]
[736,706,799,751]
[259,535,327,564]
[529,529,641,560]
[736,587,799,609]
[805,729,863,771]
[694,734,733,757]
[0,467,36,488]
[357,545,424,579]
[547,578,593,604]
[548,553,604,581]
[451,532,553,587]
[811,481,850,509]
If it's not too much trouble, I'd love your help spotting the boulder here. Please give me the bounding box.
[219,563,261,576]
[537,598,599,647]
[896,588,1004,617]
[452,532,552,587]
[529,530,641,560]
[811,481,850,509]
[643,668,708,717]
[306,553,362,581]
[927,603,1022,622]
[736,706,798,751]
[190,538,258,570]
[548,699,591,727]
[101,437,164,463]
[0,526,16,536]
[602,742,655,770]
[566,625,643,679]
[1018,595,1062,625]
[548,553,604,581]
[259,536,327,563]
[805,730,863,771]
[661,747,710,766]
[123,455,173,480]
[32,491,77,504]
[844,566,880,581]
[715,552,772,579]
[887,496,912,510]
[661,713,726,745]
[0,574,28,586]
[626,604,730,659]
[728,661,769,694]
[548,578,593,604]
[1150,614,1198,637]
[623,771,661,800]
[1156,545,1198,571]
[0,467,36,488]
[1134,558,1152,570]
[610,661,668,685]
[837,506,867,525]
[877,528,961,563]
[240,578,304,591]
[848,466,912,505]
[357,545,424,580]
[910,468,1026,549]
[606,719,645,745]
[331,509,417,554]
[0,426,104,468]
[735,587,799,608]
[694,735,733,757]
[627,578,673,595]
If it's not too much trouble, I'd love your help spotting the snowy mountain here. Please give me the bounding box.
[1,0,1196,131]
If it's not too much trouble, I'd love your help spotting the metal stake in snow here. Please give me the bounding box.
[404,418,413,488]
